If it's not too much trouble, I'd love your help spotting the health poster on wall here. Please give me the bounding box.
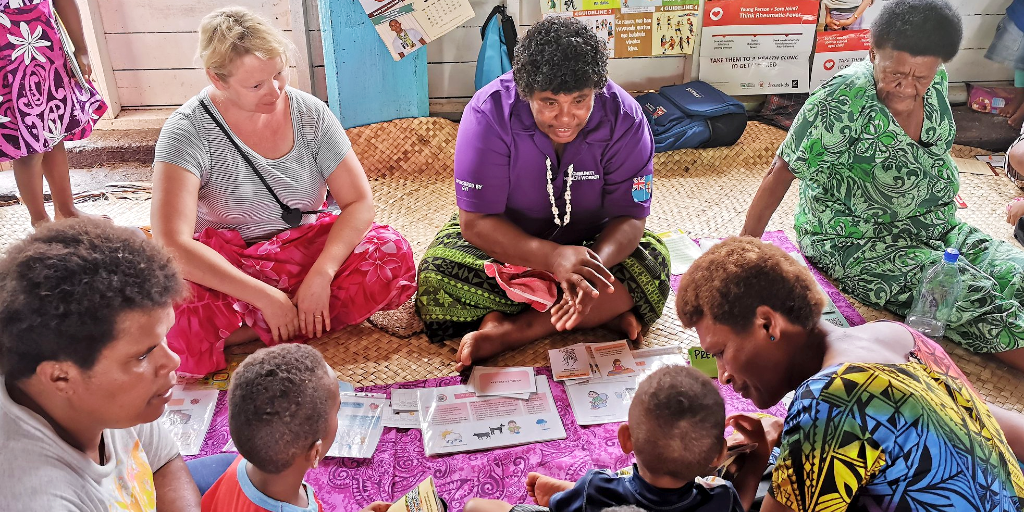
[698,0,820,95]
[810,29,869,90]
[418,376,566,456]
[359,0,474,61]
[542,0,700,57]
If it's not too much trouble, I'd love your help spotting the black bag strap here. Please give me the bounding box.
[499,9,517,66]
[199,99,325,225]
[480,5,506,40]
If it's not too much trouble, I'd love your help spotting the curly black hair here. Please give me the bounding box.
[0,220,183,382]
[513,16,609,99]
[871,0,962,62]
[228,344,336,474]
[675,237,826,332]
[629,365,724,482]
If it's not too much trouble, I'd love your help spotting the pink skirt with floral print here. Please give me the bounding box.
[167,214,417,376]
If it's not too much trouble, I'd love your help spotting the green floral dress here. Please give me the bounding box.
[779,59,1024,353]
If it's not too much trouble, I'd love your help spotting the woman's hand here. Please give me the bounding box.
[1007,198,1024,226]
[257,288,300,342]
[74,49,92,82]
[549,294,582,331]
[294,267,333,338]
[549,245,615,320]
[725,414,775,511]
[358,502,392,512]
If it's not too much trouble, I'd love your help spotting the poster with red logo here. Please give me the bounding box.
[698,0,820,95]
[810,29,870,90]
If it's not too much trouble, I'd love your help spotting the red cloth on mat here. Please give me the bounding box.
[167,214,417,376]
[483,262,559,312]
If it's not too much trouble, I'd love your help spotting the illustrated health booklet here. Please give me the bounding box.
[159,384,219,456]
[327,392,387,458]
[418,376,566,456]
[565,346,687,425]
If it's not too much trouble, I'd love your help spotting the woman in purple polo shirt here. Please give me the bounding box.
[416,16,671,369]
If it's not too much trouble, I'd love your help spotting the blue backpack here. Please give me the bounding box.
[636,81,747,153]
[475,5,517,91]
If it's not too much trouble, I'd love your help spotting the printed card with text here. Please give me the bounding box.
[418,376,566,456]
[327,392,387,459]
[383,403,422,429]
[549,344,594,380]
[590,340,639,378]
[390,388,421,411]
[159,384,219,456]
[470,366,538,396]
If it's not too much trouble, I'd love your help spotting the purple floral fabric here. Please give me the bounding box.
[186,231,865,512]
[0,0,106,161]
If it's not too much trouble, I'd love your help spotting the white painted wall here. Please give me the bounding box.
[88,0,1015,109]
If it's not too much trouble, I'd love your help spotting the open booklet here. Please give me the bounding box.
[561,346,688,426]
[418,376,566,456]
[358,0,474,61]
[388,476,447,512]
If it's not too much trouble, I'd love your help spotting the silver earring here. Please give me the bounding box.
[770,335,775,341]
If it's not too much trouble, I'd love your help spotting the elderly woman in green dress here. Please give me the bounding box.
[742,0,1024,372]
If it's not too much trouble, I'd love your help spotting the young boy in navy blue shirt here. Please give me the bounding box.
[465,365,770,512]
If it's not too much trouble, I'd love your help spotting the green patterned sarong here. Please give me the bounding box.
[781,60,1024,353]
[415,218,671,343]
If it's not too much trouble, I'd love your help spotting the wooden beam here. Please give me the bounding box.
[289,0,315,95]
[80,0,120,118]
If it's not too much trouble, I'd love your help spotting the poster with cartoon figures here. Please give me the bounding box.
[159,384,219,456]
[651,6,699,56]
[359,0,473,61]
[418,376,566,456]
[541,0,699,58]
[327,393,387,458]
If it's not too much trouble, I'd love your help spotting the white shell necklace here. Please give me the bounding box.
[545,156,573,226]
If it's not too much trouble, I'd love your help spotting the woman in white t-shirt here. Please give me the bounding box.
[0,220,198,511]
[151,7,417,377]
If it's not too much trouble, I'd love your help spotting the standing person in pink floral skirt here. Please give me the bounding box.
[2,0,107,227]
[151,7,417,376]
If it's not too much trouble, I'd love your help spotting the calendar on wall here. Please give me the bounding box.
[359,0,475,61]
[542,0,700,58]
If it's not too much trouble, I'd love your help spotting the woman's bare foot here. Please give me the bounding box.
[1002,96,1024,119]
[1009,101,1024,131]
[225,325,259,346]
[525,472,575,507]
[455,310,556,371]
[30,215,52,228]
[54,206,111,223]
[607,310,644,345]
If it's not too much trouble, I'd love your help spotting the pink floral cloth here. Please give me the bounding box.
[0,0,107,161]
[167,214,417,376]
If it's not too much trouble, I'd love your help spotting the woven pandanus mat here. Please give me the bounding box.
[347,117,457,182]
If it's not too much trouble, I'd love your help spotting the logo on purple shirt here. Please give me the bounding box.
[631,175,652,203]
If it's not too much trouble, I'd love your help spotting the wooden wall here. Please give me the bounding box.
[97,0,326,106]
[90,0,1013,109]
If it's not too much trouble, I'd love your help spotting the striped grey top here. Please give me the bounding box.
[154,87,352,243]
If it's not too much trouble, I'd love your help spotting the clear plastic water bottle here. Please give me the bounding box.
[906,248,962,339]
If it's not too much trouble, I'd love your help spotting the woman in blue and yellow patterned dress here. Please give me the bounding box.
[676,237,1024,512]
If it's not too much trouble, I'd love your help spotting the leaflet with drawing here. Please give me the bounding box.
[358,0,474,61]
[327,392,387,458]
[565,346,688,425]
[418,376,566,456]
[159,384,219,456]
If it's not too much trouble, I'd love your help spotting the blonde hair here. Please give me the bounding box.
[198,6,292,82]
